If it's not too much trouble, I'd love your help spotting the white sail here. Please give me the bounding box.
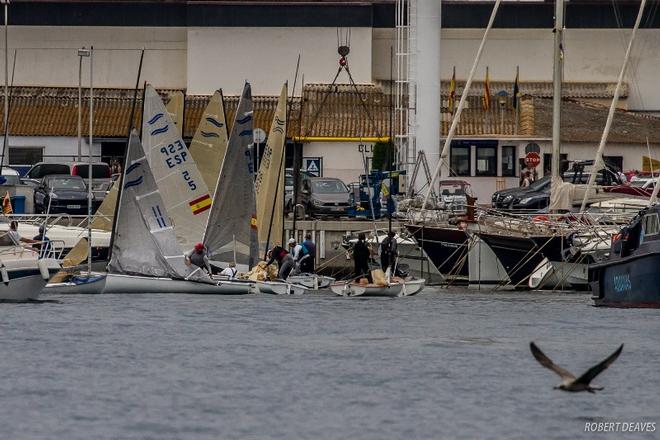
[255,83,287,254]
[203,82,259,269]
[109,131,208,282]
[89,180,118,231]
[142,85,212,251]
[189,90,229,191]
[165,90,185,135]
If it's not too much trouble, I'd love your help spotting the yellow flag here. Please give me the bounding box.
[448,66,456,114]
[482,66,491,111]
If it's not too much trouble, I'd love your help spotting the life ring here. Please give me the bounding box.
[532,215,550,223]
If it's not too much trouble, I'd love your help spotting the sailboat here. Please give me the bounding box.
[203,82,259,273]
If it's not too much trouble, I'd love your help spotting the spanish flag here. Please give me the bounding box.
[189,194,212,215]
[448,66,456,114]
[2,191,12,215]
[482,66,491,111]
[250,214,257,230]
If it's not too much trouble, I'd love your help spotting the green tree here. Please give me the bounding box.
[371,141,394,171]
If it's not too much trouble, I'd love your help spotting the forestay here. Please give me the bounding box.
[203,82,259,269]
[255,83,287,254]
[109,131,209,282]
[189,90,229,191]
[142,85,212,251]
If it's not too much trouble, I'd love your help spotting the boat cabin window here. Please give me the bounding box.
[643,213,659,236]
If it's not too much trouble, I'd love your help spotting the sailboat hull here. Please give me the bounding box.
[406,224,469,278]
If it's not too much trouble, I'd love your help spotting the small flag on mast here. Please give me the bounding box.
[513,66,520,109]
[448,66,456,114]
[482,66,491,111]
[2,191,13,215]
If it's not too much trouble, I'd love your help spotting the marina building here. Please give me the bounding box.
[2,0,660,202]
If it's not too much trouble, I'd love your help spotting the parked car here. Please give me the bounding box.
[492,176,551,209]
[0,166,22,186]
[33,174,95,215]
[22,161,112,202]
[284,168,313,213]
[301,177,352,217]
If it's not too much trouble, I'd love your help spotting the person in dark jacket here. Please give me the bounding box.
[266,244,295,280]
[380,231,398,272]
[352,232,372,282]
[298,233,316,273]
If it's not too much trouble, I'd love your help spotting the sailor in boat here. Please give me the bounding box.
[380,231,398,274]
[353,232,372,283]
[6,220,39,247]
[184,242,213,275]
[219,262,238,279]
[299,233,316,273]
[266,243,295,280]
[32,225,52,255]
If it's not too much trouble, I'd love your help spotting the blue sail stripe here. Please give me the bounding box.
[147,113,164,125]
[239,129,253,137]
[205,117,224,128]
[201,131,220,138]
[123,176,143,189]
[150,125,169,136]
[236,115,252,124]
[125,162,141,174]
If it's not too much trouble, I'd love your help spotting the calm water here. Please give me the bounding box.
[0,288,658,440]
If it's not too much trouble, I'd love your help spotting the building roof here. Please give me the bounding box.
[1,86,303,138]
[534,98,660,144]
[3,84,659,144]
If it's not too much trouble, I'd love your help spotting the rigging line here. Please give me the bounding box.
[344,61,383,139]
[303,66,342,138]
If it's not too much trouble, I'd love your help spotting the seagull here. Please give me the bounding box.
[530,342,623,393]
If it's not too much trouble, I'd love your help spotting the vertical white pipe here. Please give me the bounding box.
[1,1,7,170]
[580,0,647,212]
[415,0,441,191]
[551,0,564,180]
[423,0,502,209]
[78,53,82,162]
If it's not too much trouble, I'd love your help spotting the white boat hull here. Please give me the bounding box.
[0,271,46,300]
[46,272,255,294]
[529,259,589,290]
[401,278,426,296]
[285,274,334,289]
[332,282,404,297]
[256,280,309,295]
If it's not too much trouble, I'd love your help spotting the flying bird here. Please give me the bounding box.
[529,342,623,393]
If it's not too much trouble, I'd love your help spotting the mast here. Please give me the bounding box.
[551,0,564,181]
[87,46,93,274]
[579,0,647,212]
[423,0,502,210]
[0,0,8,171]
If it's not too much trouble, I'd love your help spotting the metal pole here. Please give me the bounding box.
[580,0,647,212]
[0,0,8,170]
[77,51,83,162]
[551,0,564,181]
[423,0,502,210]
[87,46,93,274]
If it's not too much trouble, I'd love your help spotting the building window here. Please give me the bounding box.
[543,153,568,176]
[604,155,623,172]
[476,146,496,176]
[8,147,44,166]
[644,213,659,236]
[450,145,470,176]
[501,146,516,177]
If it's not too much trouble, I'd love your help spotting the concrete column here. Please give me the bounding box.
[415,0,441,186]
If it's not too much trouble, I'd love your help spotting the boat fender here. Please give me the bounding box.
[38,259,50,281]
[1,265,8,285]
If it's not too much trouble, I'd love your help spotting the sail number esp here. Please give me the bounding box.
[160,139,197,191]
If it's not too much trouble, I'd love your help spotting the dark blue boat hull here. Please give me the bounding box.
[589,252,660,308]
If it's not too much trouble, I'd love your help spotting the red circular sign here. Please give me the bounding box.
[525,152,541,168]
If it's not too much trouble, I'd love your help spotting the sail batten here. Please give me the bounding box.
[203,83,259,269]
